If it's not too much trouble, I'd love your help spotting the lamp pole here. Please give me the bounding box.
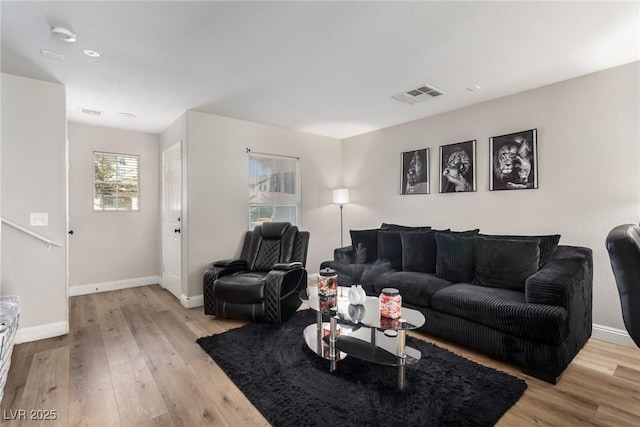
[332,188,350,248]
[339,203,344,247]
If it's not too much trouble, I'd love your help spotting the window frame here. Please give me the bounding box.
[93,151,141,212]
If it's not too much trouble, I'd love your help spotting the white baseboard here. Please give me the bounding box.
[15,321,68,344]
[592,323,636,348]
[69,275,162,297]
[181,294,203,308]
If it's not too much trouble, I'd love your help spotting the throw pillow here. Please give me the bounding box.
[381,223,431,232]
[350,229,379,264]
[440,228,480,237]
[477,233,560,266]
[435,233,475,282]
[473,236,541,291]
[401,230,438,273]
[377,231,403,270]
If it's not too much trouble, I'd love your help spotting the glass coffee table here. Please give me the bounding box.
[299,287,425,390]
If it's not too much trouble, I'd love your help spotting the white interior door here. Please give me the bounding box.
[162,142,182,299]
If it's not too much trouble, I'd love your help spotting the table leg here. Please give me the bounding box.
[397,329,407,390]
[370,327,376,347]
[329,316,337,372]
[315,312,322,357]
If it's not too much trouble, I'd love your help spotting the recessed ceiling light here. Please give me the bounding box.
[83,49,100,58]
[51,26,76,43]
[117,112,136,119]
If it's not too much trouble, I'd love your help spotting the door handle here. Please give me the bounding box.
[69,230,74,235]
[174,228,181,234]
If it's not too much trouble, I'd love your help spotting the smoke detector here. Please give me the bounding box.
[392,84,446,105]
[51,27,77,43]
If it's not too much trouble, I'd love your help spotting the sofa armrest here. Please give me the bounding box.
[525,246,593,311]
[274,262,303,270]
[213,259,247,268]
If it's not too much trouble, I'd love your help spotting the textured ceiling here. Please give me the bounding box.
[2,1,638,139]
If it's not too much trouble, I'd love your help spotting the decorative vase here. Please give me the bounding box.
[348,304,365,323]
[349,285,366,305]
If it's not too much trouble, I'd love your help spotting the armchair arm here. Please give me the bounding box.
[273,262,303,270]
[263,267,308,323]
[213,259,247,268]
[525,246,593,312]
[203,260,248,316]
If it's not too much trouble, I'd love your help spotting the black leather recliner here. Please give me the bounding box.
[203,222,309,323]
[605,223,640,347]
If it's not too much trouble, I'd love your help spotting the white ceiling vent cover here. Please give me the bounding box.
[78,108,102,116]
[392,84,446,105]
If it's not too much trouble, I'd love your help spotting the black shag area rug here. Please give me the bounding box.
[196,310,526,427]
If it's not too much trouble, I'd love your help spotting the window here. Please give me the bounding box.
[248,152,299,228]
[93,152,140,211]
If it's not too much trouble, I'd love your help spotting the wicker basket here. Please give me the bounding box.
[0,296,20,403]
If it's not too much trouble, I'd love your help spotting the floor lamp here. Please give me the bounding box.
[332,188,350,247]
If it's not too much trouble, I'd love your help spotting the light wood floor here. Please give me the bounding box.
[1,285,639,426]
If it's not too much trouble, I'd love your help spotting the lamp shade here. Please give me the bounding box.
[332,188,350,205]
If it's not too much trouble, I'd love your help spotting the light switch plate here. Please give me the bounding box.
[30,213,48,226]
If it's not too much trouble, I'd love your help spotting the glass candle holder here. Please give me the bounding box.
[379,288,402,319]
[318,267,338,297]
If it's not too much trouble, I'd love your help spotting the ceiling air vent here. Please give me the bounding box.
[78,108,102,116]
[392,84,446,105]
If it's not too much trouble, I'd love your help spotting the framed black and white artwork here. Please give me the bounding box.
[439,140,476,193]
[401,148,429,195]
[490,129,538,190]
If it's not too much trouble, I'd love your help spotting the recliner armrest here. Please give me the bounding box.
[273,262,303,270]
[213,259,247,268]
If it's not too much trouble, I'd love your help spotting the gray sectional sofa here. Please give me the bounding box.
[321,223,593,383]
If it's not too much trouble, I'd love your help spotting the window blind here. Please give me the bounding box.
[93,152,140,211]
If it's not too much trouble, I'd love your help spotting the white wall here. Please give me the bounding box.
[67,123,160,290]
[1,74,68,339]
[341,62,640,332]
[178,111,342,297]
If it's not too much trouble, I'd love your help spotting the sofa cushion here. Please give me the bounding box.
[473,236,541,291]
[214,271,268,304]
[430,283,568,345]
[478,233,560,266]
[401,230,438,273]
[370,271,454,307]
[350,229,378,264]
[377,230,403,270]
[435,233,475,282]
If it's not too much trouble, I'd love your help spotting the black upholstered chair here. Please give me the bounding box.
[605,224,640,347]
[203,222,309,323]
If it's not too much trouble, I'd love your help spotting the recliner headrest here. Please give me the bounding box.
[260,222,295,239]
